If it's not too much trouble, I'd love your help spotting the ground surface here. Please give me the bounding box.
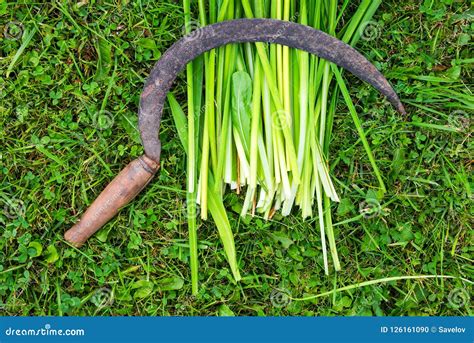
[0,1,472,316]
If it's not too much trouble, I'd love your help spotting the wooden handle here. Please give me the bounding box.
[64,155,159,247]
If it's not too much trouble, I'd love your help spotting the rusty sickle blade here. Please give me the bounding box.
[64,18,405,247]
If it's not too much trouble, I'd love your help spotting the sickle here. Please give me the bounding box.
[64,18,405,247]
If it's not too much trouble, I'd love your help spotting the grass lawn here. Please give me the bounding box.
[0,0,472,316]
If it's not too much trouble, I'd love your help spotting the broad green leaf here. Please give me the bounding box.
[218,304,235,316]
[132,280,154,299]
[136,38,157,50]
[115,288,133,301]
[288,245,304,262]
[95,225,113,242]
[231,71,252,157]
[156,277,184,291]
[133,286,153,299]
[167,93,188,154]
[44,244,59,263]
[95,38,111,80]
[136,38,161,59]
[28,241,42,257]
[270,231,293,249]
[208,181,241,281]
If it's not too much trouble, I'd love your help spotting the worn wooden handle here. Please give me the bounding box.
[64,155,160,247]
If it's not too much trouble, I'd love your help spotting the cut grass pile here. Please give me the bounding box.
[174,0,400,293]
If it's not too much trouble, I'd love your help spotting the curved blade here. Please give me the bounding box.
[139,18,405,163]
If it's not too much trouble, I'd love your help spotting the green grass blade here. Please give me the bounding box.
[6,27,37,77]
[208,179,242,281]
[184,0,199,295]
[167,93,188,154]
[293,275,473,301]
[331,64,387,193]
[231,71,253,157]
